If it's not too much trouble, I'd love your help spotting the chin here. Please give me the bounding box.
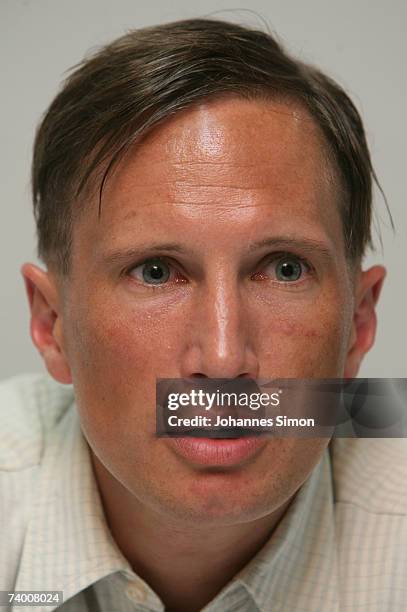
[150,470,284,525]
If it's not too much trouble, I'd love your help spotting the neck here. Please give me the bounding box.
[90,452,294,612]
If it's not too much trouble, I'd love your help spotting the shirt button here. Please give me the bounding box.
[126,582,147,603]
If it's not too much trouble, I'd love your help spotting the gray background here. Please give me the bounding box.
[1,0,406,379]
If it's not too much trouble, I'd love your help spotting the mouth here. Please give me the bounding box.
[165,428,267,438]
[165,435,268,467]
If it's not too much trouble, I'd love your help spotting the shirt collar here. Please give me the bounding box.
[15,398,133,610]
[233,445,340,611]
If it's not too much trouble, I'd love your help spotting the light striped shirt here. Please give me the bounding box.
[1,372,407,611]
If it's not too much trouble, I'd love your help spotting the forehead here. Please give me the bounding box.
[73,96,342,257]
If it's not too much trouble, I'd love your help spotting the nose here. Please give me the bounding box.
[180,279,259,379]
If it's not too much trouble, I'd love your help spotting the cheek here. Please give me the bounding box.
[68,298,182,379]
[255,288,352,376]
[64,299,185,437]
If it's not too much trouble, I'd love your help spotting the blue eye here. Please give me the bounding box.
[254,254,311,283]
[275,258,303,281]
[131,259,171,285]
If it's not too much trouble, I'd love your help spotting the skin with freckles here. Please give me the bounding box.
[22,96,386,611]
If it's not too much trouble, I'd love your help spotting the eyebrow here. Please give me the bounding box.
[247,237,334,262]
[100,236,335,267]
[101,243,189,267]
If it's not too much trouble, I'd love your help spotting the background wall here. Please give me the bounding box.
[1,0,406,378]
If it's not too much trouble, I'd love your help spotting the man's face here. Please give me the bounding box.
[29,97,376,523]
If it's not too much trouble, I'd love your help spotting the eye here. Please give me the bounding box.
[275,257,303,281]
[253,254,311,283]
[129,258,172,285]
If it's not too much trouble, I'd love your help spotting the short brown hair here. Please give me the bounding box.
[32,17,386,276]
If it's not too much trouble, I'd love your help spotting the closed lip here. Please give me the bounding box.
[164,428,270,437]
[165,435,268,467]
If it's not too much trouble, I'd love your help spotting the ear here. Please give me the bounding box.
[20,263,72,384]
[344,265,386,378]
